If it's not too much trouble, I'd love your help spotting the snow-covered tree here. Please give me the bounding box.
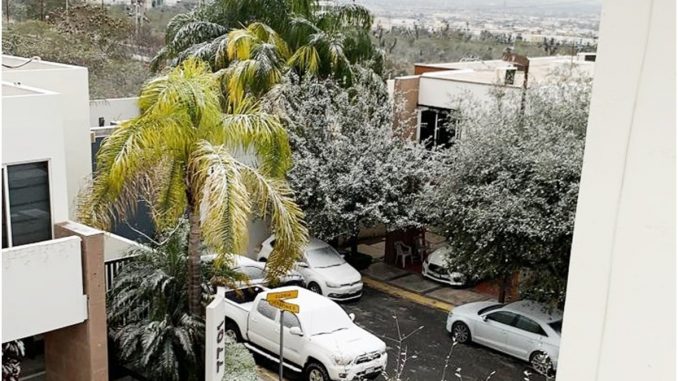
[222,339,258,381]
[421,69,592,306]
[266,70,433,254]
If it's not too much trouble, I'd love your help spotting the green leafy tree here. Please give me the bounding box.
[266,70,432,254]
[79,58,308,315]
[2,340,25,381]
[421,70,592,306]
[151,0,381,91]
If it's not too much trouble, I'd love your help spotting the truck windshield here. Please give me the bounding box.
[305,304,353,335]
[307,246,345,268]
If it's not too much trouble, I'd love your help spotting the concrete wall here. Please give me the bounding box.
[418,76,518,109]
[557,1,675,380]
[3,57,92,220]
[392,75,420,140]
[89,97,140,127]
[2,86,70,223]
[2,236,88,342]
[103,231,144,261]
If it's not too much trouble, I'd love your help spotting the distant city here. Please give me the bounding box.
[336,0,601,45]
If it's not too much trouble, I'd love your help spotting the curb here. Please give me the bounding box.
[362,276,455,312]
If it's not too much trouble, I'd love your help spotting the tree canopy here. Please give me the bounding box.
[421,69,592,306]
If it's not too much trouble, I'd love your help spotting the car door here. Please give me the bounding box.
[474,311,518,353]
[248,299,280,353]
[503,315,548,360]
[277,312,305,366]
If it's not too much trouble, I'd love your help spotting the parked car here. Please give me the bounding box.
[223,285,387,381]
[446,300,563,376]
[201,254,305,288]
[257,236,363,301]
[421,245,471,287]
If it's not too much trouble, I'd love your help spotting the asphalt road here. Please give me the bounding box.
[256,286,549,381]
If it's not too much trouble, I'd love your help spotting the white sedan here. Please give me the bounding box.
[422,245,470,287]
[201,254,305,288]
[446,300,563,377]
[257,235,363,301]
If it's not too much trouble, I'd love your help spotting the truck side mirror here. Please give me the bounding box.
[349,313,356,322]
[289,327,304,336]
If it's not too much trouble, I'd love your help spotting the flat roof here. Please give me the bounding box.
[2,82,53,97]
[2,55,83,72]
[416,55,594,87]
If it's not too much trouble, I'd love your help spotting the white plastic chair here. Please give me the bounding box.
[394,241,412,268]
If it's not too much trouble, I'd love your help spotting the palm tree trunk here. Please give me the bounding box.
[186,203,202,316]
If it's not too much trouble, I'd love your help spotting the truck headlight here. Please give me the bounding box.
[332,354,353,365]
[326,281,341,288]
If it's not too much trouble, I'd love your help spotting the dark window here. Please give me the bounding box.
[2,169,7,248]
[548,320,562,334]
[282,313,301,329]
[487,311,518,326]
[419,108,460,149]
[270,239,276,247]
[7,162,52,246]
[515,315,547,336]
[256,300,277,320]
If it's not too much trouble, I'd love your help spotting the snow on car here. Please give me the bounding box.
[222,285,387,381]
[257,236,363,301]
[201,254,305,288]
[421,245,470,287]
[446,300,563,376]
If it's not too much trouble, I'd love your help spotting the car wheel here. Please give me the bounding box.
[308,282,323,295]
[305,361,330,381]
[451,322,471,344]
[530,351,555,377]
[224,321,242,343]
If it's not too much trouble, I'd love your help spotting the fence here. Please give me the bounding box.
[104,256,136,292]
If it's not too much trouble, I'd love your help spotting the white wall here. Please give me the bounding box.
[418,77,519,109]
[3,58,92,220]
[2,236,88,342]
[557,1,675,380]
[103,232,144,261]
[2,87,70,223]
[89,97,140,127]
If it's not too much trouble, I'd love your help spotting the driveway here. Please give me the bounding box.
[257,286,549,381]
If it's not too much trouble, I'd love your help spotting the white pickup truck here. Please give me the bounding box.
[222,285,387,381]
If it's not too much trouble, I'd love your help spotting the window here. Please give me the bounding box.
[239,266,266,280]
[2,170,7,249]
[487,311,518,326]
[2,162,52,247]
[515,316,547,336]
[256,300,277,320]
[419,108,460,149]
[282,313,301,329]
[548,320,562,335]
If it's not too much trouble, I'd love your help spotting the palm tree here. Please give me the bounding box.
[79,58,308,315]
[151,0,381,88]
[108,222,204,381]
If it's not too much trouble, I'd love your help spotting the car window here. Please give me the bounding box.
[256,300,277,321]
[549,320,562,335]
[270,239,276,247]
[282,313,301,330]
[239,266,265,280]
[487,311,518,326]
[306,246,345,268]
[515,315,547,336]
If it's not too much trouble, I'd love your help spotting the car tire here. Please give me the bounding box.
[308,282,323,295]
[451,322,471,344]
[304,361,330,381]
[530,351,555,377]
[224,320,242,343]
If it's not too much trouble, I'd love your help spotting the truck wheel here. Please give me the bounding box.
[225,321,242,343]
[304,361,330,381]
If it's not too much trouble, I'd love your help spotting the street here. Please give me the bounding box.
[256,286,548,381]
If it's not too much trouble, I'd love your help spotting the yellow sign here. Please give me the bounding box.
[266,290,299,302]
[269,299,300,314]
[266,290,300,314]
